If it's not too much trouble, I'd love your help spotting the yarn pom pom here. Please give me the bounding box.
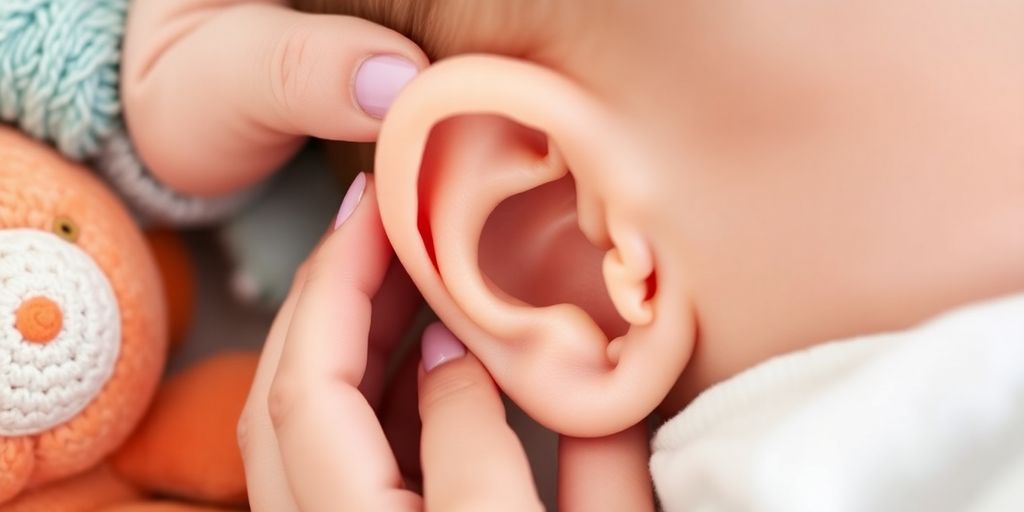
[0,0,126,160]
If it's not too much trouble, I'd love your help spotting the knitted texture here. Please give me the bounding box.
[0,0,126,160]
[0,127,166,504]
[95,127,259,227]
[0,229,121,436]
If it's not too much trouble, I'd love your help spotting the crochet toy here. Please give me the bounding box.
[0,125,166,502]
[0,127,256,511]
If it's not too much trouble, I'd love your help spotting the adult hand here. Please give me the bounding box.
[237,173,424,511]
[122,0,427,196]
[239,173,654,511]
[237,172,541,511]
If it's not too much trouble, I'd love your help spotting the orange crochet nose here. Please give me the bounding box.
[16,296,63,343]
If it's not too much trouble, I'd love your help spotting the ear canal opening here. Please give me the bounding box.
[479,174,630,340]
[645,270,658,302]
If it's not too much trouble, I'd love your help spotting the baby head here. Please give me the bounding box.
[301,0,1024,436]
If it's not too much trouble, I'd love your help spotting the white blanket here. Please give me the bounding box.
[651,293,1024,511]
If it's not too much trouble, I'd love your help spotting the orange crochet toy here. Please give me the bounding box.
[0,127,256,511]
[0,125,167,501]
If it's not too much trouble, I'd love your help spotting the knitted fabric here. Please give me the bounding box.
[0,0,125,160]
[95,126,261,227]
[0,0,253,226]
[0,229,121,436]
[0,127,166,504]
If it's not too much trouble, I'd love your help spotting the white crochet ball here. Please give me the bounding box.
[0,229,121,436]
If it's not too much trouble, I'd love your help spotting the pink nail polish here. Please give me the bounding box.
[334,172,366,229]
[421,323,466,372]
[354,55,418,119]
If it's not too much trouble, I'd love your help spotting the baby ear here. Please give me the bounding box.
[376,56,694,436]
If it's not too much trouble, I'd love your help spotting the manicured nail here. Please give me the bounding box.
[334,172,366,229]
[354,55,418,119]
[421,322,466,372]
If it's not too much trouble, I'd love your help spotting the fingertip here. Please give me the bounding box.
[416,323,541,509]
[323,172,379,243]
[300,173,392,299]
[420,322,466,373]
[263,9,429,141]
[354,54,421,120]
[333,172,368,229]
[348,21,428,121]
[416,325,500,427]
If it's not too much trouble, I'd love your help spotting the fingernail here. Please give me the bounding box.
[334,172,367,229]
[421,322,466,372]
[354,55,418,119]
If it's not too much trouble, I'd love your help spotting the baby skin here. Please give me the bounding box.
[126,0,1024,510]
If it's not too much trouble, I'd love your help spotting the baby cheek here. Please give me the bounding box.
[657,1,980,160]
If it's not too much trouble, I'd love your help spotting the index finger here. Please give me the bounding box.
[269,176,420,511]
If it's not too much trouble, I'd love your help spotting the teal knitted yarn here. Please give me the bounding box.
[96,126,261,227]
[0,0,126,160]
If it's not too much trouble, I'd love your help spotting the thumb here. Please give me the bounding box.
[248,6,426,137]
[123,2,427,196]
